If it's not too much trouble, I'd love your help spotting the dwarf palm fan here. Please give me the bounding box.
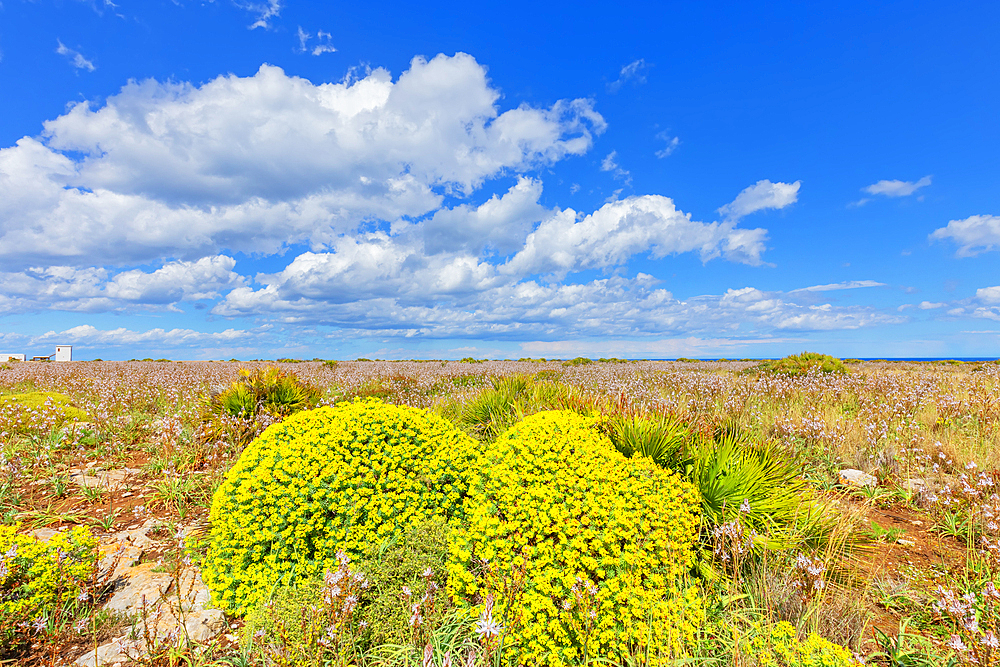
[689,429,867,578]
[201,366,323,448]
[458,374,531,440]
[216,382,258,418]
[691,431,806,539]
[605,412,692,471]
[458,375,596,441]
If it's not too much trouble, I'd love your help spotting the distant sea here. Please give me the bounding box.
[652,357,999,362]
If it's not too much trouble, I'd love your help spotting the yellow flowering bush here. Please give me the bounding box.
[447,410,703,666]
[203,398,478,615]
[738,622,858,666]
[0,525,97,644]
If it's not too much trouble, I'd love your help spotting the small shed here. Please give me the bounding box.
[55,346,73,362]
[0,353,26,362]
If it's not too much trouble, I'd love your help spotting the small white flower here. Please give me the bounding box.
[947,634,968,652]
[474,612,503,639]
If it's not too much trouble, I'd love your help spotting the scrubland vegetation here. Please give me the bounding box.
[2,355,1000,665]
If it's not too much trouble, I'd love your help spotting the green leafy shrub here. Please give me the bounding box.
[692,432,808,545]
[242,576,324,655]
[356,517,452,646]
[561,356,593,367]
[203,398,478,616]
[738,621,857,666]
[0,524,98,650]
[447,410,704,665]
[757,352,847,376]
[242,550,370,665]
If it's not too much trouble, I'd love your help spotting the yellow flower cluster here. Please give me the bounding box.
[739,622,858,666]
[0,524,97,621]
[447,410,703,666]
[203,398,478,615]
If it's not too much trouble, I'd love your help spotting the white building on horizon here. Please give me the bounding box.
[1,346,72,362]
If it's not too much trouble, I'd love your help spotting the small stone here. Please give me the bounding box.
[29,528,59,542]
[910,520,924,526]
[183,609,226,642]
[176,567,212,612]
[74,638,142,667]
[104,563,174,615]
[902,478,927,493]
[68,467,140,491]
[897,538,916,547]
[839,469,878,488]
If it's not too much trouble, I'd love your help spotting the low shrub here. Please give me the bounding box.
[457,375,595,441]
[737,621,858,666]
[203,398,478,616]
[448,410,703,665]
[0,392,89,432]
[356,517,452,647]
[603,412,692,472]
[561,357,592,367]
[199,366,322,448]
[756,353,847,376]
[242,550,369,665]
[0,524,98,652]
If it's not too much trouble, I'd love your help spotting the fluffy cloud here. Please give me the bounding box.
[0,54,605,269]
[34,325,256,346]
[930,214,1000,256]
[1,52,831,350]
[0,256,244,313]
[503,195,768,275]
[863,175,932,197]
[978,286,1000,304]
[211,188,770,316]
[422,178,547,256]
[717,180,800,222]
[214,269,900,339]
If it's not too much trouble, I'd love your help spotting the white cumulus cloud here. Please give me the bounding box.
[503,195,768,276]
[930,215,1000,256]
[0,256,244,314]
[717,179,801,222]
[0,54,606,269]
[978,286,1000,304]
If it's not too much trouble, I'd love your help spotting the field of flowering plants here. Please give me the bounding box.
[2,356,1000,666]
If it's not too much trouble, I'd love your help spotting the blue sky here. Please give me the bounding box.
[0,0,998,360]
